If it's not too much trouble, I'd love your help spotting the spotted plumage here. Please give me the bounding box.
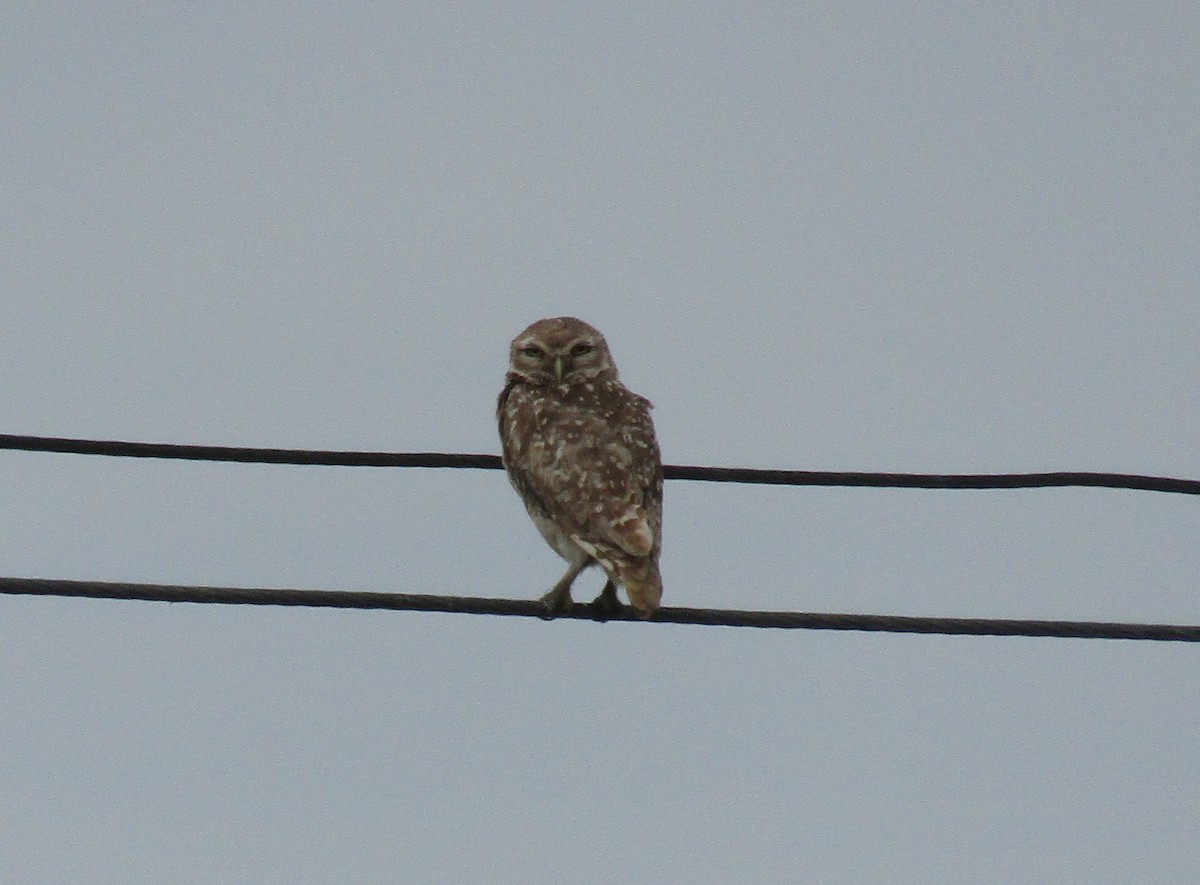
[498,317,663,618]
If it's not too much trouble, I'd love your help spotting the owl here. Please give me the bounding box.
[498,317,664,619]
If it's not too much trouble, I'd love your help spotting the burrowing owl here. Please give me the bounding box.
[498,317,663,618]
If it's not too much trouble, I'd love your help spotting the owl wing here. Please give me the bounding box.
[587,397,662,559]
[545,390,662,560]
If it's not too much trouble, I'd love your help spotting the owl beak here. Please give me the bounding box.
[553,356,565,381]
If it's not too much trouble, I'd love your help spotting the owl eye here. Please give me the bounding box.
[521,345,543,358]
[571,343,593,357]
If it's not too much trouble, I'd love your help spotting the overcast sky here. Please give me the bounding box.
[2,4,1198,883]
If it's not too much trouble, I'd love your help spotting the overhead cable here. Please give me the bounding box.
[2,577,1197,642]
[2,433,1197,495]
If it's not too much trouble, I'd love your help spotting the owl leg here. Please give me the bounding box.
[539,559,588,617]
[589,579,621,619]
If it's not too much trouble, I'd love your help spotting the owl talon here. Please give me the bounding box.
[590,580,622,620]
[539,586,574,619]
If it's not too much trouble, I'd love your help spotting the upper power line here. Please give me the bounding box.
[2,433,1198,496]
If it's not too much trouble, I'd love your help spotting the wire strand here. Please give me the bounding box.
[2,433,1198,495]
[2,577,1196,642]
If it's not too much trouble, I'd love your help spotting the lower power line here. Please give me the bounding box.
[2,577,1196,642]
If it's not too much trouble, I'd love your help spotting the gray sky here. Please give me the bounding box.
[2,4,1198,883]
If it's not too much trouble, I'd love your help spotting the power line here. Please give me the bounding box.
[2,577,1197,642]
[2,433,1198,495]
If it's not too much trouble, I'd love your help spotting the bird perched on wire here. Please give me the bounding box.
[497,317,664,618]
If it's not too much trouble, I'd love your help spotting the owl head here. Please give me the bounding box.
[507,317,618,387]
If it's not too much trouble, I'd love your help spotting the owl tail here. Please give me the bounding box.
[620,559,662,619]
